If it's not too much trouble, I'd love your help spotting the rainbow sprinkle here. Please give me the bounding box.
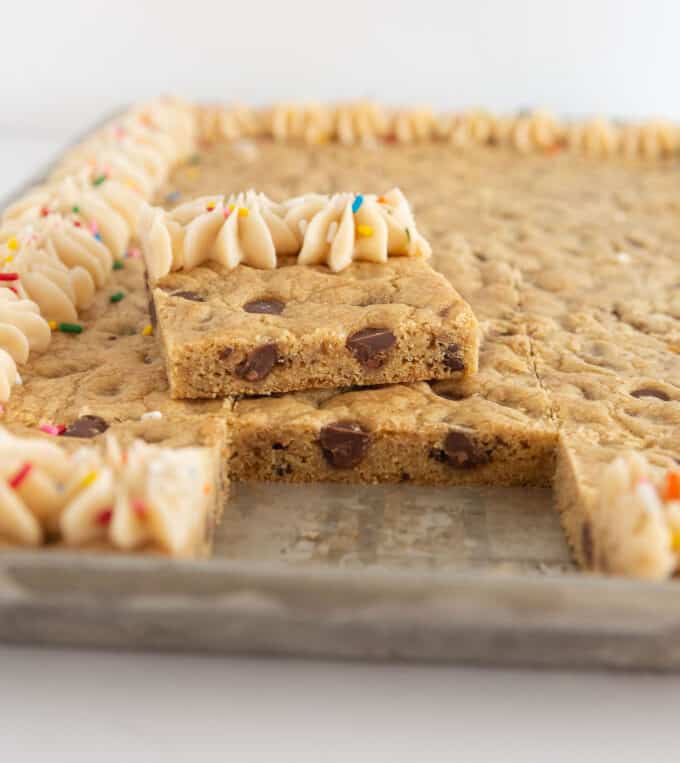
[357,225,373,238]
[351,195,364,214]
[132,498,147,518]
[39,423,66,436]
[96,507,113,526]
[9,462,32,489]
[7,237,18,252]
[92,175,107,186]
[126,247,141,259]
[109,291,125,303]
[49,321,83,334]
[112,260,125,271]
[142,324,153,336]
[0,273,19,281]
[79,470,98,489]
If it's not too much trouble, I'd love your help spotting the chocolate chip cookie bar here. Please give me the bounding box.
[141,189,479,398]
[151,256,478,398]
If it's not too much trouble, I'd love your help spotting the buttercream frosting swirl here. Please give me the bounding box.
[0,428,216,556]
[141,187,430,281]
[0,290,50,401]
[596,453,680,579]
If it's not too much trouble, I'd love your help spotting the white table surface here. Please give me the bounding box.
[2,132,680,763]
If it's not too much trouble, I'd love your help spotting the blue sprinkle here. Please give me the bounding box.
[94,232,102,241]
[166,190,182,203]
[351,195,363,214]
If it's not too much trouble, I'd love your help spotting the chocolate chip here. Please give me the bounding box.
[61,415,109,439]
[148,296,157,329]
[346,328,396,369]
[581,521,594,567]
[172,290,206,302]
[631,387,670,401]
[432,387,467,401]
[234,343,278,381]
[319,421,370,468]
[271,442,287,450]
[442,431,490,469]
[243,299,285,315]
[443,343,465,372]
[220,347,233,360]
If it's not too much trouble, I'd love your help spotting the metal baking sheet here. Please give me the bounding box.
[2,112,680,671]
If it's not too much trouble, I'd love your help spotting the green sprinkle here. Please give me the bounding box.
[109,291,125,303]
[58,322,83,334]
[92,175,107,186]
[71,205,80,214]
[112,260,125,271]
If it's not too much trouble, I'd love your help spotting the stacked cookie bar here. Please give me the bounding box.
[1,98,679,579]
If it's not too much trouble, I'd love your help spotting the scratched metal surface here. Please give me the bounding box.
[3,113,680,671]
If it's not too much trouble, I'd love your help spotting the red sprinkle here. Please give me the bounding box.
[9,462,33,489]
[132,498,147,518]
[96,508,113,526]
[39,423,66,436]
[73,221,82,228]
[8,286,18,296]
[40,206,50,217]
[0,273,19,281]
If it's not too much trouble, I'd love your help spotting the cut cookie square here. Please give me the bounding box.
[228,320,557,486]
[151,256,479,399]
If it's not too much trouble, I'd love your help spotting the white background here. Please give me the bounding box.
[3,1,680,760]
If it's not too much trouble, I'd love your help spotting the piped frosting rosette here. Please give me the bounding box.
[0,237,95,321]
[595,453,680,579]
[50,98,197,197]
[3,172,141,256]
[0,291,50,402]
[140,187,431,283]
[0,428,216,556]
[0,216,113,289]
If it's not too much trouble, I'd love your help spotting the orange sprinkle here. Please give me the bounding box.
[132,498,147,518]
[662,471,680,502]
[202,483,212,496]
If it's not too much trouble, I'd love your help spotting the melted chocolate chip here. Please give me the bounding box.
[61,415,109,439]
[319,421,371,468]
[243,299,285,315]
[148,296,157,329]
[631,387,671,401]
[346,328,396,369]
[440,431,490,469]
[220,347,233,360]
[443,343,465,372]
[172,290,206,302]
[234,343,278,381]
[581,521,594,567]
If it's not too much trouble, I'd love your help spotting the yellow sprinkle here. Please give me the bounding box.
[48,320,58,331]
[79,470,98,489]
[142,324,153,336]
[4,255,14,263]
[206,202,216,211]
[7,237,19,252]
[238,207,249,217]
[227,204,235,212]
[357,224,374,238]
[672,532,680,553]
